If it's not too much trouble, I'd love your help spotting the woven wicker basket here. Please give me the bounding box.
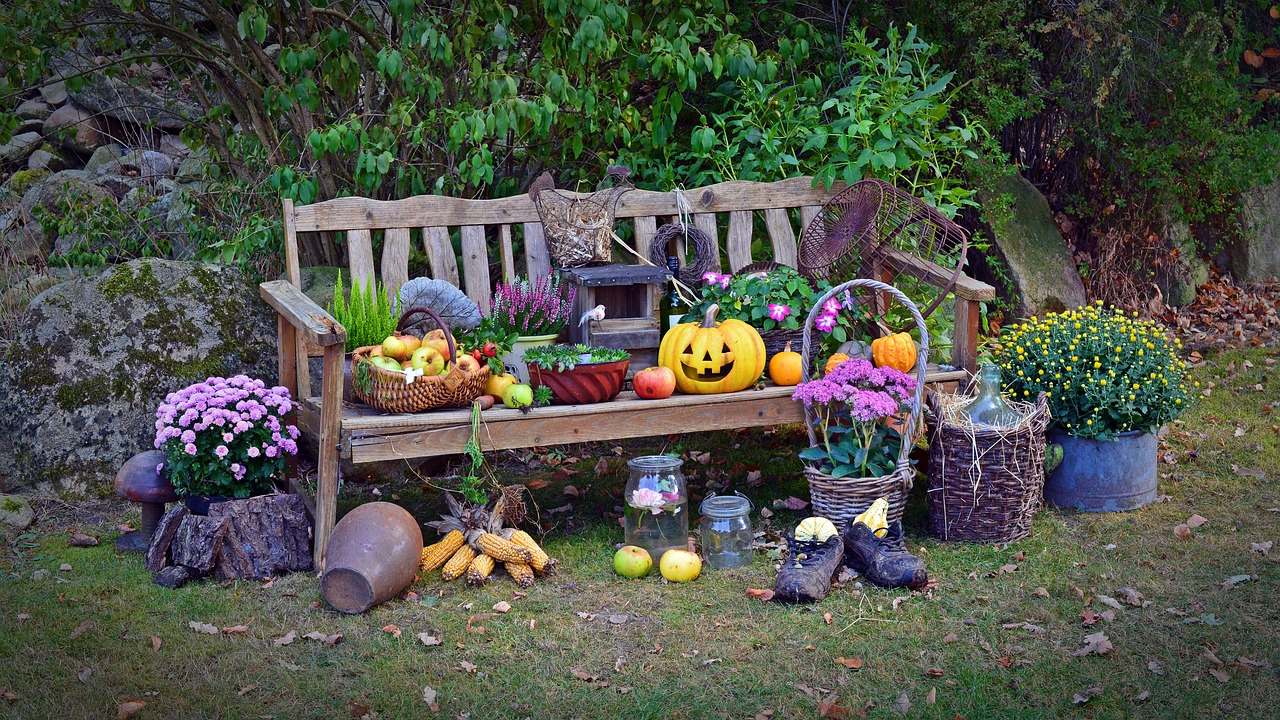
[926,391,1050,543]
[351,307,489,413]
[798,279,928,526]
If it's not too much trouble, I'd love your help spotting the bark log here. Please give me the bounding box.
[145,505,189,573]
[146,495,313,582]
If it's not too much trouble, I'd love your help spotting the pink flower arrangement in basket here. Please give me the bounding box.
[490,275,578,336]
[793,358,914,478]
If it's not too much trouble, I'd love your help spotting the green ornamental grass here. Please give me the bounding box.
[328,269,398,352]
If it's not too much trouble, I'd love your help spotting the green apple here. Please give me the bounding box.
[410,346,445,376]
[381,334,411,361]
[613,545,652,578]
[370,356,403,373]
[502,383,534,409]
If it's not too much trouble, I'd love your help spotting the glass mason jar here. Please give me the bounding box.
[699,492,754,569]
[624,455,688,560]
[961,364,1022,428]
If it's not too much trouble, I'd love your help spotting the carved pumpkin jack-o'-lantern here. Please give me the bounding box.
[658,303,765,394]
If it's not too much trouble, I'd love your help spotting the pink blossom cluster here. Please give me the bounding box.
[490,276,577,335]
[814,291,855,333]
[702,271,732,289]
[791,358,913,421]
[153,375,298,490]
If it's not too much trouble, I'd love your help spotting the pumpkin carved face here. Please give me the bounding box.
[658,304,765,394]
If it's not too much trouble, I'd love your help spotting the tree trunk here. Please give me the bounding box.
[145,495,313,581]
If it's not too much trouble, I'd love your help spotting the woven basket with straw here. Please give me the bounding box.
[351,307,489,413]
[798,279,928,526]
[926,391,1050,543]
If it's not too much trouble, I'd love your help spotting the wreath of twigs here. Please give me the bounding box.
[648,223,716,285]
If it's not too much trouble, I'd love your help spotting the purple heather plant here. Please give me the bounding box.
[490,275,577,336]
[153,375,299,498]
[793,358,914,478]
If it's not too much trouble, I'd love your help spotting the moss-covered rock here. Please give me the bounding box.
[0,258,277,496]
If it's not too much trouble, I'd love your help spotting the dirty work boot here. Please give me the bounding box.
[842,520,929,590]
[773,534,845,603]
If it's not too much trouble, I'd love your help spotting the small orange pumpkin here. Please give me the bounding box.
[823,353,851,375]
[871,332,917,373]
[768,341,803,386]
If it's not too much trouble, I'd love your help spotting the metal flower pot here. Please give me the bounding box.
[1044,428,1158,512]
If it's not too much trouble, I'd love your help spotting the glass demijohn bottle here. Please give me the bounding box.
[624,455,688,560]
[961,364,1022,428]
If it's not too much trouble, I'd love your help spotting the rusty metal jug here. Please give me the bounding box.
[321,502,423,614]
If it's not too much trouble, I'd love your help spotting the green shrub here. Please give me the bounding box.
[328,270,398,353]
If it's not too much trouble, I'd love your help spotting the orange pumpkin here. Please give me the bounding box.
[824,353,851,375]
[871,332,917,373]
[768,341,803,386]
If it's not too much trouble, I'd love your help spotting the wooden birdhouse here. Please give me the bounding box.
[558,264,671,371]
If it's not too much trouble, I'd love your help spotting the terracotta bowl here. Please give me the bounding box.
[528,359,629,405]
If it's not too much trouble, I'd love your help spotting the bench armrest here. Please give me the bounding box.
[259,280,347,349]
[882,247,995,302]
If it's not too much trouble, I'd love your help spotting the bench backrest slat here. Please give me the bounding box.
[424,226,460,287]
[498,224,516,282]
[347,228,376,291]
[459,225,492,309]
[380,228,411,296]
[764,208,798,268]
[522,222,551,279]
[693,213,722,271]
[726,211,753,272]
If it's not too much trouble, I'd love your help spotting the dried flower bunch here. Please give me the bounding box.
[489,275,577,337]
[153,375,299,498]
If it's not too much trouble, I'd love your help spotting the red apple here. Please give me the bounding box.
[633,366,676,399]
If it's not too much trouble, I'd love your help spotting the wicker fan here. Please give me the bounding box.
[797,179,968,322]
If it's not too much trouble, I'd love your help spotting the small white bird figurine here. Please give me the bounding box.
[578,304,606,330]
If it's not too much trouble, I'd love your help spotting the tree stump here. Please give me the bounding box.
[145,494,312,582]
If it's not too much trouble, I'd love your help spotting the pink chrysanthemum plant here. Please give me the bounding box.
[792,358,914,478]
[153,375,299,499]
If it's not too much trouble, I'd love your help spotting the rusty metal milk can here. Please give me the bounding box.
[321,502,424,614]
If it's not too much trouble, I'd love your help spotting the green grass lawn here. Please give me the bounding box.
[1,348,1277,719]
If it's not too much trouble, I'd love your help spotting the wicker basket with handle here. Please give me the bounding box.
[351,306,489,413]
[798,278,928,526]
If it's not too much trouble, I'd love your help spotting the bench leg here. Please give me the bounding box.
[314,343,344,570]
[953,297,980,372]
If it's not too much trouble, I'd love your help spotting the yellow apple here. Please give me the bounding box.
[659,549,702,582]
[410,346,445,376]
[485,372,518,397]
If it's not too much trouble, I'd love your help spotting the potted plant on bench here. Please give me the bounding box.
[490,275,577,383]
[524,344,630,404]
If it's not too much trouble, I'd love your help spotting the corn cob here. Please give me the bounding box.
[466,552,495,585]
[421,530,465,573]
[476,533,533,564]
[509,529,557,574]
[504,561,535,588]
[441,545,477,581]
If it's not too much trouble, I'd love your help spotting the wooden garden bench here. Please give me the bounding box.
[258,177,995,567]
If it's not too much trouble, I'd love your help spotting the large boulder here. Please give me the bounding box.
[0,258,278,495]
[1,170,115,263]
[70,77,197,131]
[0,132,43,164]
[1225,182,1280,281]
[1154,205,1208,307]
[977,173,1087,315]
[42,103,106,154]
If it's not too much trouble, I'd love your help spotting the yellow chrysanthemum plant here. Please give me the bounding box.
[993,301,1193,441]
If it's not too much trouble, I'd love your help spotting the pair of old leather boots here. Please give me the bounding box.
[774,517,927,603]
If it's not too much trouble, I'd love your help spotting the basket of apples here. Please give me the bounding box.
[351,307,490,413]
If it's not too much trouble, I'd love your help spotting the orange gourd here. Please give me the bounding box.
[871,332,917,372]
[768,342,803,386]
[823,353,851,375]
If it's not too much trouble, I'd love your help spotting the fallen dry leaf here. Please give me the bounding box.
[1001,621,1045,633]
[422,685,439,712]
[1072,686,1102,704]
[117,700,146,719]
[1032,587,1050,598]
[892,596,911,611]
[1223,574,1255,588]
[347,700,370,718]
[1209,668,1231,683]
[1204,647,1223,665]
[188,621,218,636]
[77,667,92,683]
[823,611,833,625]
[417,633,442,646]
[459,660,477,673]
[818,700,851,719]
[995,656,1014,669]
[942,632,959,643]
[274,631,296,646]
[0,687,18,703]
[924,668,945,678]
[237,684,257,696]
[1148,660,1164,675]
[1186,514,1208,528]
[70,533,99,547]
[1081,609,1100,627]
[525,478,548,490]
[570,667,598,682]
[492,601,512,614]
[834,656,864,669]
[891,692,911,716]
[745,588,775,601]
[1251,541,1273,554]
[302,631,343,646]
[782,496,808,511]
[221,625,249,635]
[1173,523,1193,540]
[467,613,495,633]
[562,485,579,497]
[149,636,161,652]
[382,624,402,639]
[745,469,763,486]
[1096,595,1124,611]
[608,614,629,625]
[69,621,93,639]
[1073,631,1113,656]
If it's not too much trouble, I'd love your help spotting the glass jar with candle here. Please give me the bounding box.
[624,455,687,560]
[699,492,754,569]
